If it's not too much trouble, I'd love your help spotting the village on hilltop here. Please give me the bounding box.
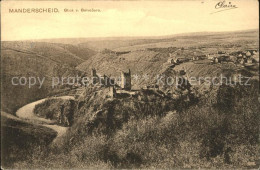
[168,48,259,67]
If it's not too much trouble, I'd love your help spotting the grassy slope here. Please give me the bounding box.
[14,81,259,169]
[77,50,170,89]
[2,41,96,67]
[1,41,95,113]
[2,30,259,168]
[1,112,56,168]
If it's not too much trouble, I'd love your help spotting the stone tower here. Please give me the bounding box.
[91,68,98,84]
[109,86,116,98]
[121,69,131,90]
[91,68,97,77]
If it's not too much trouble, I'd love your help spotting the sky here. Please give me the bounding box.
[1,0,259,41]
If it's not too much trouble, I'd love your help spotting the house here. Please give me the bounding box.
[167,57,186,64]
[247,58,253,64]
[193,56,203,61]
[213,57,220,63]
[253,51,258,55]
[252,53,259,63]
[246,49,258,55]
[229,55,237,63]
[215,57,219,63]
[168,58,174,64]
[207,54,216,60]
[240,58,245,65]
[246,51,252,57]
[217,51,226,54]
[220,55,230,62]
[176,57,189,63]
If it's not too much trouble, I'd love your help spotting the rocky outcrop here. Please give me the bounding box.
[34,98,77,127]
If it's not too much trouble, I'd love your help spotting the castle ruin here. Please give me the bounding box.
[109,86,117,98]
[121,69,131,90]
[91,68,98,84]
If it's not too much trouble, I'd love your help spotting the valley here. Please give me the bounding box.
[1,29,259,169]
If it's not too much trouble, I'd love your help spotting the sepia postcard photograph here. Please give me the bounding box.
[1,0,259,169]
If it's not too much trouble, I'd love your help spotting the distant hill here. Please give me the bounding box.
[76,29,259,89]
[28,29,258,51]
[2,41,96,67]
[1,41,96,113]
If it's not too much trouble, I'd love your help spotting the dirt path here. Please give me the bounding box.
[16,96,75,142]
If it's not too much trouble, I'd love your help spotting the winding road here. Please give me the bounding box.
[16,96,75,142]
